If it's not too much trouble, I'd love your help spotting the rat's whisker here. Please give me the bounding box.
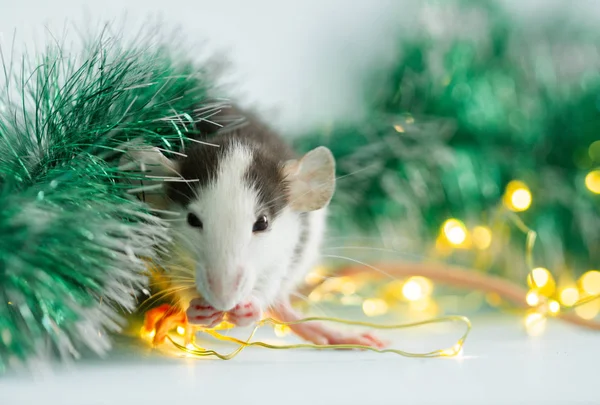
[303,274,339,283]
[154,287,195,306]
[323,235,387,242]
[162,262,195,271]
[289,291,329,316]
[322,246,425,261]
[148,275,195,283]
[321,254,399,281]
[138,285,192,310]
[162,263,196,278]
[140,284,190,302]
[333,163,378,182]
[155,278,196,286]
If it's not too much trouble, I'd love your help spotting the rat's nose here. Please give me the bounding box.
[204,269,244,311]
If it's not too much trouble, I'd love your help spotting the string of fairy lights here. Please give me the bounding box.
[290,138,600,338]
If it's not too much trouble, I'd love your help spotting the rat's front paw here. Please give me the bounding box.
[225,297,262,327]
[186,297,224,327]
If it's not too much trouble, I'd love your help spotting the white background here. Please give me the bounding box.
[1,1,600,404]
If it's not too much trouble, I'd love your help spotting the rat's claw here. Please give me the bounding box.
[186,297,224,327]
[270,303,387,349]
[321,329,387,349]
[226,297,262,327]
[286,322,385,348]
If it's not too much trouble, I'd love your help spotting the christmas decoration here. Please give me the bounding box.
[140,302,471,360]
[0,26,218,372]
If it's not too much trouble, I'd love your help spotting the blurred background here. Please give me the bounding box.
[1,0,600,396]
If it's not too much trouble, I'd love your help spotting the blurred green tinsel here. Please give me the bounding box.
[296,0,600,282]
[0,27,217,371]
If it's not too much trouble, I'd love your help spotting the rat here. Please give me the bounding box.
[123,104,384,348]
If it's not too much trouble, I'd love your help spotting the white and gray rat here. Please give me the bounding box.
[124,105,383,347]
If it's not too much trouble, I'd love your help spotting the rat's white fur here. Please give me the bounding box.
[167,141,328,312]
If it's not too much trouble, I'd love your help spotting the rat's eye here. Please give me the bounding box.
[187,213,203,229]
[252,215,268,232]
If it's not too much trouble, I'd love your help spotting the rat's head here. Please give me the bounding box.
[134,139,335,311]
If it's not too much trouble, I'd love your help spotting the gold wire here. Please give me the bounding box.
[509,210,600,312]
[166,315,471,360]
[509,212,537,279]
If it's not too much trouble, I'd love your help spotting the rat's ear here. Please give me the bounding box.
[118,144,179,178]
[118,141,180,208]
[283,146,336,212]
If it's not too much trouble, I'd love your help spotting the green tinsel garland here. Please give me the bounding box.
[0,27,218,372]
[296,0,600,280]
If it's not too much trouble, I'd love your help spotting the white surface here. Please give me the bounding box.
[1,315,598,405]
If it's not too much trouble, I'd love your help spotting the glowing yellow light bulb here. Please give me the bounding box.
[415,276,433,295]
[320,276,351,293]
[442,219,467,246]
[580,270,600,295]
[304,266,326,285]
[526,291,540,306]
[472,226,492,250]
[213,320,235,330]
[402,276,433,301]
[147,329,156,339]
[585,170,600,194]
[574,299,600,320]
[393,124,405,133]
[362,298,389,317]
[341,281,356,296]
[362,300,375,315]
[503,180,532,212]
[274,324,291,337]
[527,267,550,288]
[308,290,322,302]
[402,280,422,301]
[524,312,546,337]
[176,326,186,336]
[511,189,532,210]
[548,300,560,314]
[527,267,556,296]
[559,287,579,307]
[382,279,406,302]
[441,343,463,357]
